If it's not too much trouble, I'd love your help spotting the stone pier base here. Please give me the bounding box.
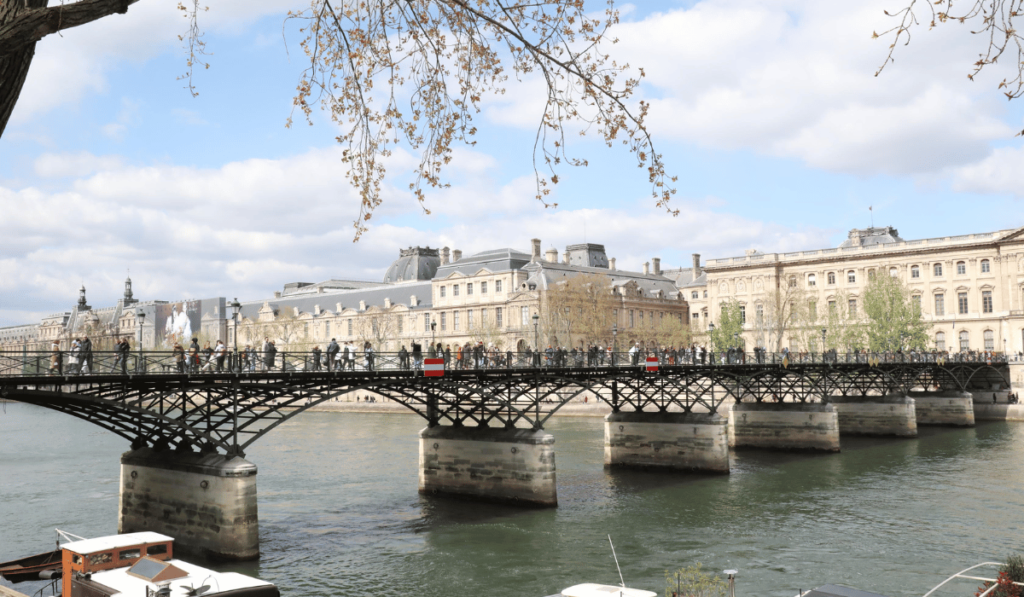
[119,448,259,561]
[830,395,917,437]
[729,402,840,452]
[604,412,729,473]
[909,391,975,426]
[419,426,557,506]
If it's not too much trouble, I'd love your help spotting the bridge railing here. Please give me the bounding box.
[0,348,1008,379]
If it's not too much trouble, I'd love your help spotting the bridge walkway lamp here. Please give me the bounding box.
[708,322,715,366]
[612,323,617,367]
[231,299,242,371]
[821,327,827,363]
[532,313,540,367]
[136,309,146,374]
[431,318,437,349]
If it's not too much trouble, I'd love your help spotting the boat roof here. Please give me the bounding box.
[559,584,659,597]
[803,584,890,597]
[62,532,172,554]
[90,558,273,595]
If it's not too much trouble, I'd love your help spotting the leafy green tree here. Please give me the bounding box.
[862,272,929,351]
[823,290,866,353]
[665,563,728,597]
[711,299,744,353]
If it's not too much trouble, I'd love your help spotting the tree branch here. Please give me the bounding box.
[0,0,142,57]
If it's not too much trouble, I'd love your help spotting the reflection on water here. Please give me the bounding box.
[3,403,1024,597]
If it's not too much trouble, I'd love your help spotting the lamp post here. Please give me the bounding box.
[821,327,827,362]
[136,309,146,374]
[708,322,715,366]
[230,298,241,371]
[612,323,618,366]
[431,319,437,347]
[532,313,539,350]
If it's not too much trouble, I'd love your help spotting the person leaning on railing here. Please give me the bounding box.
[172,343,185,374]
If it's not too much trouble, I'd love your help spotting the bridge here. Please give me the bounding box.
[0,349,1010,561]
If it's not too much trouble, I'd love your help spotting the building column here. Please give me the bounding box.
[119,448,259,561]
[604,412,729,473]
[419,426,557,506]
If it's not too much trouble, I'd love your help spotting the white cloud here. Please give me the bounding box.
[0,146,829,326]
[953,146,1024,198]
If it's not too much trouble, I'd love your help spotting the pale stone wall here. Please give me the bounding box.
[119,448,259,561]
[909,392,975,426]
[604,412,729,472]
[729,403,841,451]
[973,404,1024,421]
[830,395,917,437]
[418,426,557,506]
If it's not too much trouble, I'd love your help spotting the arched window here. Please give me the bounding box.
[959,330,970,351]
[847,270,856,284]
[981,259,991,273]
[935,332,946,351]
[911,265,920,279]
[827,272,836,285]
[788,276,797,288]
[984,330,995,350]
[956,261,966,275]
[807,274,817,287]
[934,263,943,277]
[889,267,898,277]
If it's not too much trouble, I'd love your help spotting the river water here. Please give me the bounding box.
[2,402,1023,597]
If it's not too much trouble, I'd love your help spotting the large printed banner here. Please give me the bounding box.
[154,301,202,348]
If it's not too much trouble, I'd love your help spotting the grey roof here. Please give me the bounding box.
[383,247,441,283]
[282,279,382,297]
[839,226,904,248]
[435,248,532,278]
[239,280,433,320]
[521,261,685,299]
[661,267,707,288]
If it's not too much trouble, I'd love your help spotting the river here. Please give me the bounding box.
[2,402,1023,597]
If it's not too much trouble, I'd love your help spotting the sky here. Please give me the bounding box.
[2,0,1023,327]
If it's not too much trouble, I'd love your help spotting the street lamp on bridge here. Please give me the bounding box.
[708,322,715,365]
[231,298,242,370]
[430,318,436,348]
[532,313,539,351]
[136,309,146,373]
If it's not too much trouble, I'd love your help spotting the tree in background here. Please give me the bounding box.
[823,290,866,352]
[0,1,676,238]
[710,299,744,353]
[756,280,808,352]
[665,563,728,597]
[862,272,929,351]
[543,273,617,349]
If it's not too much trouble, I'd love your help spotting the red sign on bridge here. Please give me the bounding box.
[646,356,659,372]
[424,358,444,377]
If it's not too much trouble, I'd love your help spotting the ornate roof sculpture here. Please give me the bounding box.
[382,247,441,283]
[839,226,904,248]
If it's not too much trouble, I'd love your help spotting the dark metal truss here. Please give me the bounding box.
[0,362,1008,457]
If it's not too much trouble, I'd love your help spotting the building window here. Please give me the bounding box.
[440,312,447,331]
[440,286,446,298]
[756,303,764,323]
[868,269,876,280]
[496,307,503,328]
[704,290,708,298]
[889,267,898,277]
[848,299,857,318]
[639,311,644,326]
[981,259,991,273]
[423,315,429,332]
[521,306,529,326]
[984,330,995,350]
[847,271,856,284]
[828,272,836,285]
[808,300,817,321]
[958,292,968,315]
[935,294,945,316]
[496,280,503,292]
[911,265,920,278]
[828,300,836,313]
[936,332,946,351]
[613,308,618,323]
[481,281,487,294]
[934,263,943,277]
[481,309,487,326]
[325,321,331,337]
[348,319,353,336]
[453,311,460,331]
[629,310,635,328]
[912,295,922,313]
[692,313,700,321]
[692,291,699,299]
[789,276,797,288]
[956,261,966,275]
[983,290,993,313]
[467,283,473,295]
[467,310,473,329]
[453,284,460,296]
[959,330,970,351]
[739,305,746,324]
[397,317,403,334]
[808,274,816,287]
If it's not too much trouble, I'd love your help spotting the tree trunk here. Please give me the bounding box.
[0,0,48,138]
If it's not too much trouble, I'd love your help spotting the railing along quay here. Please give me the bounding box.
[0,348,1009,379]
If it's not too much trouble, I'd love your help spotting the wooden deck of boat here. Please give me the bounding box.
[0,585,30,597]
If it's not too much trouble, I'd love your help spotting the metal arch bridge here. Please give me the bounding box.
[0,350,1009,458]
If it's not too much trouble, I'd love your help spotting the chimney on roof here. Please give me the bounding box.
[384,297,392,309]
[314,304,321,315]
[441,247,450,265]
[453,249,462,262]
[530,239,541,262]
[274,291,281,299]
[563,250,570,264]
[652,257,661,276]
[643,262,650,275]
[545,248,558,263]
[359,300,366,311]
[410,295,418,307]
[692,254,701,278]
[336,302,343,312]
[610,257,616,271]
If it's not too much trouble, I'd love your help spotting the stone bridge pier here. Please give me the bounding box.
[908,390,976,426]
[603,412,729,473]
[729,402,841,451]
[830,395,918,437]
[119,448,260,561]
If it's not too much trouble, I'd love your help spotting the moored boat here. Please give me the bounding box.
[0,549,62,584]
